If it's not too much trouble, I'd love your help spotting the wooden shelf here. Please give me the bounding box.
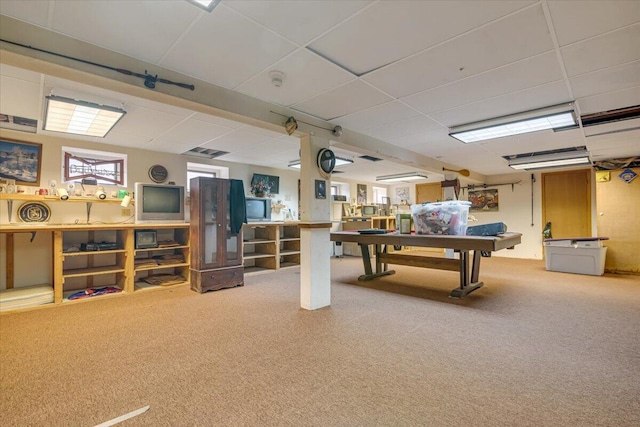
[63,265,125,278]
[1,223,190,312]
[279,262,299,269]
[0,193,132,204]
[242,223,300,274]
[134,245,189,254]
[134,262,189,272]
[63,249,125,257]
[243,238,276,244]
[244,252,276,260]
[280,249,300,256]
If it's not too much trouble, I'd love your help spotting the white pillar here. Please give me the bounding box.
[299,135,331,310]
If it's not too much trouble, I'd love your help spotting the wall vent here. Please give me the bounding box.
[359,155,383,162]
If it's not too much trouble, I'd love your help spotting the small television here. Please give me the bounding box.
[134,182,185,223]
[245,197,271,222]
[361,205,378,217]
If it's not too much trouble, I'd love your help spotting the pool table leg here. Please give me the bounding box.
[358,243,395,281]
[450,250,484,299]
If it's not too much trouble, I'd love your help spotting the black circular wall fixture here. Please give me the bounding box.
[317,148,336,175]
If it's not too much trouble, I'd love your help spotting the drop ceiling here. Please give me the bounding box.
[0,0,638,183]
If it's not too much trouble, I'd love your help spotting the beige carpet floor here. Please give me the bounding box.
[1,256,639,426]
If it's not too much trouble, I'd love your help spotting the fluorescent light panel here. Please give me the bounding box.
[450,103,577,143]
[44,95,126,138]
[288,157,353,169]
[507,148,590,170]
[376,172,428,182]
[185,0,220,12]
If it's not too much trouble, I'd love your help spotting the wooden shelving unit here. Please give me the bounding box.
[242,222,300,274]
[0,223,190,312]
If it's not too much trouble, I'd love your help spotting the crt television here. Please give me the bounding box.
[245,197,271,222]
[361,205,378,217]
[134,182,185,223]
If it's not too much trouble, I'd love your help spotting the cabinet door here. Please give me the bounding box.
[222,182,243,266]
[201,179,220,268]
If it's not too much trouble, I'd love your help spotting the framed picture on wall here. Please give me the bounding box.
[357,184,367,205]
[315,179,326,199]
[469,189,499,212]
[251,173,279,194]
[0,138,42,186]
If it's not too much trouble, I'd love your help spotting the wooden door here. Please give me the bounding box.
[415,183,442,204]
[541,169,591,238]
[414,183,444,254]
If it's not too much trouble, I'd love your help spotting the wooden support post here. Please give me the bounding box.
[6,233,14,289]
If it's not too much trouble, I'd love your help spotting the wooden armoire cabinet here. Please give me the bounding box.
[190,177,244,292]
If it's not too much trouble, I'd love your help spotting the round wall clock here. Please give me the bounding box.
[317,148,336,175]
[148,165,168,183]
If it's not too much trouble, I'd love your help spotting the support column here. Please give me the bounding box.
[299,134,331,310]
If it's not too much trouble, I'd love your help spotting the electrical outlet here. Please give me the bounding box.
[121,208,131,216]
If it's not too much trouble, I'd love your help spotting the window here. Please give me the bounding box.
[62,146,127,186]
[372,186,388,204]
[186,162,228,190]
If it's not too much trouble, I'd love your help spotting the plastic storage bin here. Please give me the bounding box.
[543,238,608,276]
[411,201,471,235]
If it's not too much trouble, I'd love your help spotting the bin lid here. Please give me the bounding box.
[544,237,609,242]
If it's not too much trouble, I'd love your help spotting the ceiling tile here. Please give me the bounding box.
[429,81,572,127]
[364,5,553,98]
[200,129,274,152]
[142,137,201,154]
[576,86,640,115]
[309,1,534,75]
[291,80,392,120]
[548,0,640,46]
[480,128,586,156]
[50,0,200,64]
[587,129,640,160]
[110,104,187,138]
[0,0,49,27]
[360,115,443,142]
[570,61,640,98]
[0,75,41,119]
[391,128,456,152]
[561,24,640,77]
[102,132,152,149]
[332,101,421,132]
[224,0,371,45]
[155,118,234,145]
[236,49,355,107]
[160,4,297,89]
[403,52,563,114]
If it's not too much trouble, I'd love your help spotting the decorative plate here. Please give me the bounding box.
[618,168,637,184]
[18,201,51,223]
[148,164,168,183]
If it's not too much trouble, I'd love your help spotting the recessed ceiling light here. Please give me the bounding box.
[449,103,577,143]
[43,95,126,138]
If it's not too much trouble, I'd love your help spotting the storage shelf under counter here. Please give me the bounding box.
[0,222,190,312]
